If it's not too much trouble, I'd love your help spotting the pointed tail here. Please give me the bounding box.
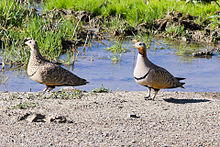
[175,77,186,81]
[175,77,185,88]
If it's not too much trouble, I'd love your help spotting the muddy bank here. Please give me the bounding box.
[155,11,220,44]
[0,91,220,146]
[43,9,220,45]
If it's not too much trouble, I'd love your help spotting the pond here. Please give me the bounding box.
[0,38,220,92]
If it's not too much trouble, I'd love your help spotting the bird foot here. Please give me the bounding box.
[144,97,154,101]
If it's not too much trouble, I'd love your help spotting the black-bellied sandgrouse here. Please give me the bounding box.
[25,39,88,92]
[133,41,185,100]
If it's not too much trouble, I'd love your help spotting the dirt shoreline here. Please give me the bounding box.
[0,91,220,146]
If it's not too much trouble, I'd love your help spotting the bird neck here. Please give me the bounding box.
[138,52,148,60]
[30,47,44,62]
[137,52,153,67]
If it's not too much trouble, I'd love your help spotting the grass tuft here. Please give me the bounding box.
[90,84,111,93]
[106,39,128,63]
[9,102,38,109]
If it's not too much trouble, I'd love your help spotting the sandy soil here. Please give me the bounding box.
[0,91,220,146]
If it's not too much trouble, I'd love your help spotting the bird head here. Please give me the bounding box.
[134,42,146,57]
[25,39,39,51]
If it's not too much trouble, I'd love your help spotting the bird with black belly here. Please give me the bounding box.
[133,41,185,100]
[25,39,88,92]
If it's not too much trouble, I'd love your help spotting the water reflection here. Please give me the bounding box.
[0,39,219,92]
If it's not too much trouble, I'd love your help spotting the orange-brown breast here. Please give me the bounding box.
[137,47,146,57]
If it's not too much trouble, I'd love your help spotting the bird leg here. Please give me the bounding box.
[47,86,55,92]
[151,89,159,100]
[144,87,152,100]
[43,86,49,92]
[43,86,55,92]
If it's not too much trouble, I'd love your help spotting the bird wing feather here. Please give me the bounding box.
[147,67,180,89]
[38,63,87,86]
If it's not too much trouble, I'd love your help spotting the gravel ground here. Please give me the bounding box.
[0,91,220,146]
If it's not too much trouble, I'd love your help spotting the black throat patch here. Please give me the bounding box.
[139,51,144,56]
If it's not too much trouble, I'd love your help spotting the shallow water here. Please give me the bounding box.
[0,39,220,92]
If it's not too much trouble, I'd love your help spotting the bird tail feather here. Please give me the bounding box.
[175,77,186,81]
[180,82,185,88]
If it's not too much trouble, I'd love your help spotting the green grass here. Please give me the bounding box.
[44,0,219,26]
[166,25,185,38]
[0,0,83,66]
[0,0,28,28]
[9,102,38,109]
[106,39,128,63]
[90,84,111,93]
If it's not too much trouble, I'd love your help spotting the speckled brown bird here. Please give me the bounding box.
[25,39,88,92]
[133,41,185,100]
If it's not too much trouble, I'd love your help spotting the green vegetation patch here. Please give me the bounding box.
[0,1,86,66]
[9,102,38,109]
[90,84,112,93]
[45,0,219,25]
[42,89,84,99]
[106,39,129,63]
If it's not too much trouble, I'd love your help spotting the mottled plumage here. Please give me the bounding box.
[134,42,185,100]
[25,39,88,92]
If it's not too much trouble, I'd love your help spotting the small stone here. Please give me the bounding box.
[26,114,38,122]
[130,114,140,118]
[50,115,67,123]
[19,113,46,122]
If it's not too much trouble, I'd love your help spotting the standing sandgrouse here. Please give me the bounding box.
[133,41,185,100]
[25,39,88,92]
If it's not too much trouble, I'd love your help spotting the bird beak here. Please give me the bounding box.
[23,37,31,46]
[24,41,28,46]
